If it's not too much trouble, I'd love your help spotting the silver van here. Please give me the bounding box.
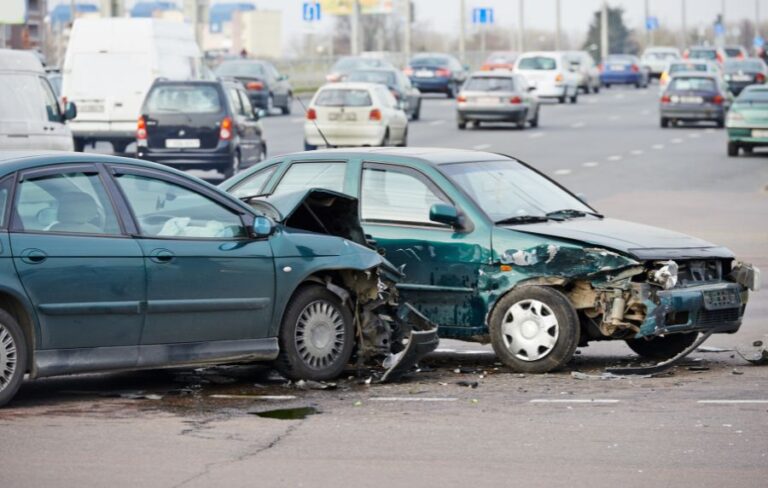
[0,49,77,151]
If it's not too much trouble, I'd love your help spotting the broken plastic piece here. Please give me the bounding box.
[606,330,714,375]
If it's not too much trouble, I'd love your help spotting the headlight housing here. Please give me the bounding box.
[651,260,679,289]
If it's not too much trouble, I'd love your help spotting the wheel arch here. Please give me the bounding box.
[0,288,38,377]
[484,276,570,329]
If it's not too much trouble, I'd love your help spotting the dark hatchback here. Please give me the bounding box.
[137,79,266,178]
[214,59,293,115]
[723,58,768,95]
[344,68,422,120]
[660,73,730,128]
[405,53,468,98]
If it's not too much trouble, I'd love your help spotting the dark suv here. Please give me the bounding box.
[136,79,267,178]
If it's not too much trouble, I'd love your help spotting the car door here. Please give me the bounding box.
[38,76,74,151]
[110,166,275,344]
[266,63,288,105]
[375,87,407,141]
[9,164,146,350]
[225,85,258,165]
[235,88,265,166]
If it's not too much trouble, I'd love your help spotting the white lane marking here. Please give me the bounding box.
[528,132,545,139]
[704,128,715,133]
[630,149,644,155]
[434,348,456,353]
[210,394,297,400]
[641,109,651,115]
[698,400,768,404]
[609,115,621,120]
[671,138,684,144]
[291,117,305,124]
[554,169,572,175]
[614,94,625,100]
[587,98,598,104]
[607,155,623,161]
[688,133,701,138]
[371,397,458,402]
[570,121,585,128]
[582,161,599,167]
[652,144,665,150]
[456,350,492,355]
[530,399,620,404]
[429,119,446,126]
[473,143,492,150]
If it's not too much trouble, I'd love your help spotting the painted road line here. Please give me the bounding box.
[652,144,665,150]
[528,132,545,139]
[582,161,599,167]
[671,138,684,144]
[530,399,621,404]
[697,400,768,404]
[688,133,701,138]
[607,155,623,161]
[434,348,457,353]
[371,397,459,402]
[614,94,625,100]
[429,119,446,126]
[473,143,492,150]
[554,169,572,175]
[210,394,297,400]
[630,149,644,155]
[571,122,585,128]
[640,109,651,115]
[608,115,621,120]
[291,117,305,124]
[704,128,715,133]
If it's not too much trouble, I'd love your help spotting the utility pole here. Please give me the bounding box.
[555,0,561,50]
[722,0,726,42]
[517,0,525,52]
[459,0,466,63]
[681,0,687,49]
[601,1,608,60]
[404,0,411,63]
[351,0,361,55]
[644,0,651,47]
[757,0,761,36]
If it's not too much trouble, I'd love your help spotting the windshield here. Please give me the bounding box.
[314,88,372,107]
[333,57,384,71]
[215,62,266,78]
[689,49,717,60]
[410,56,450,67]
[725,60,764,72]
[606,55,636,63]
[345,70,396,86]
[486,52,516,64]
[737,88,768,103]
[518,56,556,70]
[645,52,679,60]
[724,47,744,57]
[669,77,717,91]
[670,63,707,73]
[145,84,223,114]
[0,73,47,122]
[464,77,516,92]
[440,159,591,222]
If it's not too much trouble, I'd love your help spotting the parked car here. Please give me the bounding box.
[659,60,722,93]
[514,51,579,103]
[0,151,439,406]
[62,18,203,153]
[326,56,393,83]
[660,72,731,128]
[456,72,540,129]
[223,148,759,373]
[599,54,648,88]
[565,51,600,93]
[344,68,422,120]
[724,45,748,60]
[214,59,293,115]
[726,85,768,156]
[0,49,77,151]
[684,46,726,65]
[136,79,267,178]
[641,46,681,78]
[304,82,408,150]
[404,53,468,98]
[480,51,518,71]
[723,58,768,95]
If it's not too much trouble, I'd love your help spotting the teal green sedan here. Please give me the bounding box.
[0,152,437,406]
[726,85,768,156]
[223,148,760,374]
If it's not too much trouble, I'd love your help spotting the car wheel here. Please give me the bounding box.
[380,129,391,146]
[660,117,669,128]
[446,83,456,99]
[727,141,740,157]
[0,310,27,407]
[397,127,408,147]
[274,285,355,381]
[743,145,754,154]
[222,150,239,179]
[604,83,611,88]
[281,93,293,115]
[412,100,421,121]
[593,85,600,94]
[258,143,267,161]
[304,140,318,151]
[558,94,566,104]
[489,286,580,373]
[457,120,467,130]
[625,333,699,361]
[529,108,539,128]
[112,141,128,154]
[570,92,578,104]
[716,117,725,128]
[73,137,86,152]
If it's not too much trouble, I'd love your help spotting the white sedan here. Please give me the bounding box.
[304,82,408,150]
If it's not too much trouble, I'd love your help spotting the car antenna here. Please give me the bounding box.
[295,95,335,149]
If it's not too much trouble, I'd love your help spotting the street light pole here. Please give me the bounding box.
[404,0,411,62]
[555,0,561,50]
[517,0,525,52]
[459,0,466,63]
[644,0,651,47]
[601,1,608,60]
[351,0,361,55]
[681,0,687,49]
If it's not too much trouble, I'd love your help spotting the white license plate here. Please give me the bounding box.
[78,104,104,112]
[732,74,752,81]
[679,96,703,104]
[165,139,200,149]
[751,129,768,138]
[328,112,357,121]
[415,70,434,78]
[610,64,626,71]
[476,97,501,105]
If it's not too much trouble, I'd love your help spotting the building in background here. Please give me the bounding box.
[204,2,281,58]
[1,0,47,52]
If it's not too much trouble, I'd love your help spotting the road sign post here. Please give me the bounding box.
[303,2,321,22]
[472,7,494,57]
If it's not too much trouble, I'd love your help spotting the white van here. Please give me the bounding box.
[515,51,580,104]
[62,18,203,153]
[0,49,76,151]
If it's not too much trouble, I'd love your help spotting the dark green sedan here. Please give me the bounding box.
[0,152,437,406]
[223,148,760,374]
[726,85,768,156]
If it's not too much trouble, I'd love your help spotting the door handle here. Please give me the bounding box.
[148,248,175,264]
[20,248,48,264]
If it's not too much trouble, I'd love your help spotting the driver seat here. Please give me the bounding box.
[48,192,104,234]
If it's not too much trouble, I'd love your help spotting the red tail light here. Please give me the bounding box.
[219,116,233,140]
[757,73,766,83]
[683,50,690,59]
[712,94,724,105]
[435,68,451,77]
[480,64,491,71]
[509,96,522,104]
[306,108,317,120]
[246,81,264,90]
[369,108,382,121]
[631,64,640,73]
[326,73,342,82]
[598,63,604,72]
[716,53,724,64]
[137,116,147,140]
[661,94,671,104]
[403,67,413,76]
[457,94,467,102]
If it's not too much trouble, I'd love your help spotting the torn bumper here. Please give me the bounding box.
[381,304,439,382]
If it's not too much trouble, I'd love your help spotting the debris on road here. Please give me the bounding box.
[249,406,319,419]
[696,346,733,353]
[210,394,298,401]
[571,371,651,380]
[736,336,768,365]
[732,369,745,375]
[456,381,479,388]
[606,330,714,375]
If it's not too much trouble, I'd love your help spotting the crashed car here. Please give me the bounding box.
[223,147,760,373]
[0,152,437,407]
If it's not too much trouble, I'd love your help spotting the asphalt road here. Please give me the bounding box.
[2,84,767,488]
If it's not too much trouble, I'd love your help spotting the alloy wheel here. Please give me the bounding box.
[0,324,18,393]
[294,300,346,370]
[500,299,559,361]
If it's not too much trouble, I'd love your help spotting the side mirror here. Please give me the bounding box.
[527,85,537,92]
[253,107,266,120]
[64,101,77,121]
[429,202,461,228]
[250,215,275,238]
[278,74,289,81]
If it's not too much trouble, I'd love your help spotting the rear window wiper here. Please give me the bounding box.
[545,208,604,220]
[495,215,551,225]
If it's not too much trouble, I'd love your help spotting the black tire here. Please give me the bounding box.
[397,128,408,147]
[635,82,641,89]
[446,83,456,99]
[457,120,467,130]
[558,95,566,104]
[274,285,355,381]
[529,108,539,128]
[222,150,239,179]
[515,111,527,130]
[570,92,578,104]
[489,286,580,373]
[412,100,421,121]
[380,129,391,147]
[625,333,699,361]
[73,137,86,152]
[112,141,128,154]
[281,93,293,115]
[592,85,600,94]
[743,145,753,154]
[660,117,669,128]
[604,83,611,88]
[716,117,725,128]
[304,140,318,151]
[0,310,28,407]
[727,141,739,157]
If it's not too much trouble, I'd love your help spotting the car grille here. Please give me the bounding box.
[698,308,740,326]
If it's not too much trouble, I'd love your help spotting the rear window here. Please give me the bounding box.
[145,85,223,114]
[724,48,743,57]
[689,49,717,60]
[345,70,396,86]
[518,56,556,70]
[464,77,516,92]
[410,57,450,67]
[333,57,385,71]
[606,55,635,63]
[216,62,266,78]
[737,88,768,102]
[725,60,764,72]
[315,89,372,107]
[669,77,716,91]
[485,52,516,64]
[645,52,678,60]
[670,63,707,73]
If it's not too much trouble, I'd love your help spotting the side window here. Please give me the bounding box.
[238,90,255,118]
[273,162,346,196]
[227,87,245,116]
[39,77,61,122]
[115,174,246,239]
[15,171,120,235]
[377,87,395,108]
[0,177,13,229]
[361,166,449,226]
[230,165,278,198]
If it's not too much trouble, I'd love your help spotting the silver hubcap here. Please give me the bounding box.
[295,300,345,370]
[501,299,559,361]
[0,325,17,392]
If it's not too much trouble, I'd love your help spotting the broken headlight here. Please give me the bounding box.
[650,260,679,289]
[730,262,761,292]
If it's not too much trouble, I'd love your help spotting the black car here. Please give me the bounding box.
[405,53,468,98]
[136,79,266,178]
[214,60,293,115]
[723,58,768,95]
[344,68,422,120]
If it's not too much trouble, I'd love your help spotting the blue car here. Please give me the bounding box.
[600,54,649,88]
[405,53,468,98]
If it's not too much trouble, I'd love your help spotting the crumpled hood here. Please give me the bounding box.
[507,217,734,260]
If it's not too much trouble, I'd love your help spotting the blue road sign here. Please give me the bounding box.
[755,35,765,49]
[303,2,321,22]
[472,7,494,25]
[714,22,725,36]
[645,16,659,31]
